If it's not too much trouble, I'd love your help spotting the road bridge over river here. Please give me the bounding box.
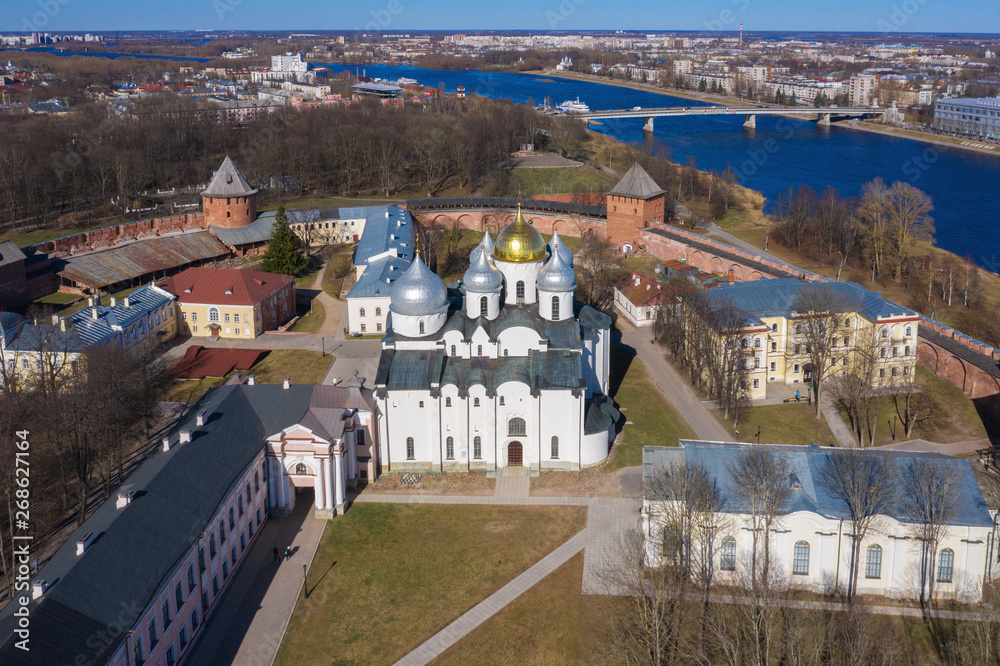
[575,105,890,131]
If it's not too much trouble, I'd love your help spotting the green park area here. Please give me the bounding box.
[158,349,333,403]
[274,503,587,666]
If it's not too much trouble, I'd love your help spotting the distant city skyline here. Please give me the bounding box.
[3,0,999,35]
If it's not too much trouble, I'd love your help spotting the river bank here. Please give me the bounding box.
[537,69,1000,160]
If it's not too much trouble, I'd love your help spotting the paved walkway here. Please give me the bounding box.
[185,492,327,666]
[393,530,589,666]
[617,325,730,441]
[494,467,531,499]
[819,393,858,447]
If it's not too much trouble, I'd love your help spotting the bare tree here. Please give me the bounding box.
[857,177,890,281]
[898,458,962,609]
[727,447,791,590]
[885,181,935,281]
[576,230,627,311]
[816,448,899,600]
[792,284,852,418]
[828,327,885,446]
[597,527,689,665]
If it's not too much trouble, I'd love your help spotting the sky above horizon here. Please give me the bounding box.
[3,0,998,35]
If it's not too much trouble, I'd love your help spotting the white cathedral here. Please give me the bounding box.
[374,207,616,474]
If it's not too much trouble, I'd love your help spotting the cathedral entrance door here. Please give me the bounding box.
[507,442,523,467]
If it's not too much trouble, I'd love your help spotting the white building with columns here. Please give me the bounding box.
[374,207,617,475]
[642,441,997,603]
[263,376,378,518]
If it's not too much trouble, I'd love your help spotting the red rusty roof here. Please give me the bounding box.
[617,272,667,307]
[58,232,229,289]
[162,266,293,306]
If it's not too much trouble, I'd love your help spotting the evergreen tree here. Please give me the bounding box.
[699,78,707,92]
[261,205,307,276]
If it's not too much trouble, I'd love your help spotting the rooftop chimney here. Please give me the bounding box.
[76,532,96,556]
[109,296,117,307]
[91,308,99,321]
[247,375,255,385]
[51,314,59,325]
[283,378,290,389]
[179,430,192,444]
[116,485,135,509]
[59,319,65,332]
[162,437,171,452]
[87,296,95,306]
[123,296,130,308]
[31,580,48,600]
[196,412,206,427]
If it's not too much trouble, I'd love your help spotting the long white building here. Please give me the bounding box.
[642,441,996,602]
[374,209,616,474]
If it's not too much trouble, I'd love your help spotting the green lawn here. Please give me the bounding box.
[323,245,354,299]
[274,503,588,666]
[33,291,81,306]
[608,347,697,469]
[715,402,838,446]
[291,301,325,333]
[856,366,988,446]
[159,349,333,403]
[510,165,616,197]
[436,552,610,666]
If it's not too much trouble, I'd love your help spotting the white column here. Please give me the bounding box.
[267,457,277,504]
[314,458,326,512]
[324,455,335,510]
[334,450,346,510]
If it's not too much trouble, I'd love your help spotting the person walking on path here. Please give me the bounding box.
[284,546,292,560]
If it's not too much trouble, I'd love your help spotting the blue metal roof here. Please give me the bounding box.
[345,255,411,299]
[211,215,276,247]
[643,441,993,528]
[352,205,414,266]
[68,284,175,347]
[703,278,918,324]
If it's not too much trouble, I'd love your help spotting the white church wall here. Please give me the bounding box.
[537,389,582,470]
[538,290,574,322]
[496,382,534,469]
[644,501,991,602]
[384,389,440,471]
[466,384,497,471]
[497,326,543,358]
[495,259,543,306]
[469,327,497,358]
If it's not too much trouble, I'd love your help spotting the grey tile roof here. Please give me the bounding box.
[0,240,25,268]
[211,214,276,247]
[5,322,85,354]
[703,278,918,325]
[201,156,257,198]
[643,441,993,528]
[608,163,666,200]
[585,396,618,435]
[0,383,372,665]
[67,284,175,347]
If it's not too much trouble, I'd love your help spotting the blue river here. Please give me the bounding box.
[1,47,214,63]
[332,63,999,272]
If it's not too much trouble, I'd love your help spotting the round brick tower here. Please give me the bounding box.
[201,156,258,229]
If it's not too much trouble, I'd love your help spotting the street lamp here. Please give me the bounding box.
[302,564,308,598]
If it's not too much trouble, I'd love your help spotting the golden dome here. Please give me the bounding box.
[493,205,545,263]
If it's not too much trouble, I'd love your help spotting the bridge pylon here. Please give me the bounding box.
[743,114,756,130]
[642,117,654,133]
[817,113,831,127]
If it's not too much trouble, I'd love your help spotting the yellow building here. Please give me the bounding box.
[688,279,921,401]
[162,267,295,339]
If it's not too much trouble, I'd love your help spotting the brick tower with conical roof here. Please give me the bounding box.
[606,163,666,250]
[201,156,258,229]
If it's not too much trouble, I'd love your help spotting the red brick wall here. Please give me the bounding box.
[203,193,257,229]
[412,210,607,239]
[27,213,206,257]
[606,194,665,248]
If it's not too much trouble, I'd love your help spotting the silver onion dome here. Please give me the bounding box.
[547,229,574,266]
[390,254,448,316]
[463,246,503,292]
[469,230,495,261]
[536,240,576,292]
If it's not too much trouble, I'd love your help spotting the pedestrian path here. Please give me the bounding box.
[393,530,589,666]
[185,495,327,666]
[819,393,858,447]
[493,467,531,499]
